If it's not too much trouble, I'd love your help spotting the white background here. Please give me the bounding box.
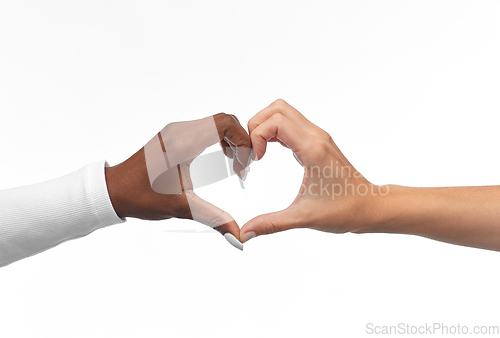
[1,1,500,337]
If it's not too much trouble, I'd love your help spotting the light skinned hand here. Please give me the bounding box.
[240,99,500,252]
[239,99,385,243]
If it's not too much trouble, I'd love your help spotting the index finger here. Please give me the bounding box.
[248,99,324,138]
[214,113,253,171]
[250,112,313,161]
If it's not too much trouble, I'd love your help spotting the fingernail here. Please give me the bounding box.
[246,152,254,168]
[241,231,256,243]
[224,233,243,251]
[239,169,247,181]
[251,149,258,161]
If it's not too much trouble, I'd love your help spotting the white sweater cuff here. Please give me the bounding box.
[0,160,126,267]
[86,160,126,227]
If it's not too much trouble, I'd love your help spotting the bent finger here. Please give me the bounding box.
[248,99,320,137]
[214,113,252,169]
[185,191,243,248]
[250,112,312,161]
[220,139,234,159]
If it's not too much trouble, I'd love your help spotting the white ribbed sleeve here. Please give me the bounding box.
[0,160,126,267]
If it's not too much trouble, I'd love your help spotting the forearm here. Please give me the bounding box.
[0,161,125,267]
[362,185,500,251]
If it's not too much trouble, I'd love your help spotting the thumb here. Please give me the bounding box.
[239,207,304,243]
[185,191,244,250]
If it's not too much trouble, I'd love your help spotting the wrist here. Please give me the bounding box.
[105,164,130,219]
[350,184,404,234]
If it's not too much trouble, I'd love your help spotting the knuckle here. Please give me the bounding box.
[322,131,334,144]
[319,139,330,152]
[271,112,285,124]
[161,122,176,138]
[264,221,277,235]
[220,112,232,123]
[213,112,227,124]
[229,114,240,123]
[270,99,291,116]
[273,98,287,107]
[226,114,239,128]
[310,138,329,156]
[207,215,221,228]
[214,113,233,129]
[248,120,257,133]
[208,210,230,228]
